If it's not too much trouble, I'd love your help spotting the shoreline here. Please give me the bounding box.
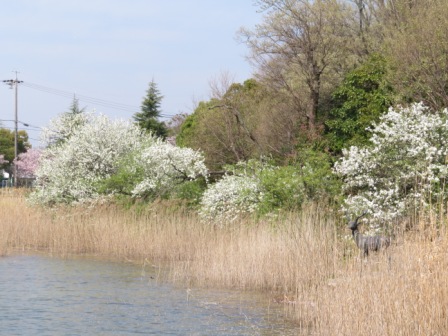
[1,193,447,335]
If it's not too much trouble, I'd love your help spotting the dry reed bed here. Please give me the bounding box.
[309,236,448,335]
[0,193,447,335]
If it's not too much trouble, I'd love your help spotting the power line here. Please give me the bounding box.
[0,119,42,130]
[21,81,175,118]
[0,126,41,133]
[22,82,138,110]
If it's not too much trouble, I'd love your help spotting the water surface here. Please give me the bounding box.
[0,254,299,335]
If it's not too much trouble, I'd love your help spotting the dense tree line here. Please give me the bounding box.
[12,0,448,228]
[178,0,448,167]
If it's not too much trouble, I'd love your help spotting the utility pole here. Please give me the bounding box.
[3,72,23,187]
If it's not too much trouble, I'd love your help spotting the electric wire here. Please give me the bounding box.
[0,120,41,130]
[21,81,175,118]
[2,80,176,147]
[0,126,40,133]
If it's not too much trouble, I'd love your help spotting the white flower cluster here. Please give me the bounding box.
[131,142,208,197]
[334,102,448,224]
[41,111,91,145]
[30,114,144,205]
[199,174,264,224]
[30,113,208,206]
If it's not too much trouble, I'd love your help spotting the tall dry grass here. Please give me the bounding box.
[0,191,447,335]
[311,236,448,335]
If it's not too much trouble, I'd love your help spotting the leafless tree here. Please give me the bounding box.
[240,0,358,135]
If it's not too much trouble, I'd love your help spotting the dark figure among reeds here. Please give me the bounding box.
[348,211,391,257]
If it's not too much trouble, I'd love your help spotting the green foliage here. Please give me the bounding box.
[0,129,16,164]
[295,149,342,202]
[223,79,262,102]
[175,102,207,148]
[0,128,29,165]
[204,154,341,218]
[257,165,305,214]
[177,79,289,170]
[97,140,208,203]
[176,99,229,170]
[225,159,304,213]
[139,118,168,139]
[382,0,448,110]
[96,151,207,206]
[134,80,168,139]
[96,153,143,198]
[325,54,394,153]
[256,150,341,214]
[171,177,208,206]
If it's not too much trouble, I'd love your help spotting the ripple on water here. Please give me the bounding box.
[0,254,299,336]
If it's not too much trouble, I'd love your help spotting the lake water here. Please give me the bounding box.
[0,254,299,335]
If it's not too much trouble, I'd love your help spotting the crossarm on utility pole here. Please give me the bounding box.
[3,72,23,187]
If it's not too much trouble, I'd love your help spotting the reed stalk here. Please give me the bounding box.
[0,193,447,335]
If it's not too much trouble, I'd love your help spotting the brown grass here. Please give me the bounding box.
[1,192,447,335]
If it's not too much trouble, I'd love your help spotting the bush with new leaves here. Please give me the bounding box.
[199,160,309,222]
[334,102,448,225]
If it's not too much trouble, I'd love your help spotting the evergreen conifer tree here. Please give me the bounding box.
[134,80,168,139]
[69,95,86,115]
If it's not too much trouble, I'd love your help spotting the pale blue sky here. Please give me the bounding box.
[0,1,262,146]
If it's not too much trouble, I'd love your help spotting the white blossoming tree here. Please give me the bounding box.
[101,141,208,200]
[199,174,264,223]
[30,114,145,205]
[199,156,338,223]
[132,142,207,197]
[334,102,448,225]
[41,110,90,146]
[30,113,208,206]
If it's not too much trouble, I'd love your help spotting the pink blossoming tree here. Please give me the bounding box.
[13,148,42,178]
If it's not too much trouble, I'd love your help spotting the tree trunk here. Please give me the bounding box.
[307,70,321,135]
